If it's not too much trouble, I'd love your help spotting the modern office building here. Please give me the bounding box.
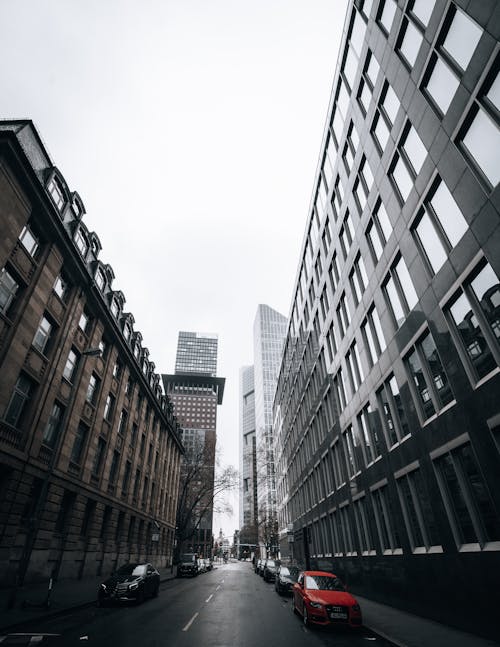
[253,305,287,552]
[163,332,225,557]
[175,331,218,377]
[0,120,184,590]
[239,365,258,545]
[273,0,499,637]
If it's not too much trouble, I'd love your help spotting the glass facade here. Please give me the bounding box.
[273,0,500,635]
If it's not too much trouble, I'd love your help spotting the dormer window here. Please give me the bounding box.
[74,229,88,257]
[71,199,82,218]
[134,344,140,359]
[95,269,105,291]
[47,176,65,211]
[91,240,99,256]
[110,299,119,318]
[123,324,131,342]
[142,359,148,374]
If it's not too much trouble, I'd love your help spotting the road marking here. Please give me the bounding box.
[206,594,213,603]
[182,612,199,632]
[215,585,221,591]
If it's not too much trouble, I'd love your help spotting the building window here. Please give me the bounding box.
[423,54,460,115]
[47,176,65,210]
[74,228,88,257]
[32,315,54,354]
[108,450,120,485]
[377,0,397,35]
[397,17,423,68]
[95,269,105,291]
[396,467,441,552]
[413,178,469,274]
[123,323,132,342]
[53,274,69,302]
[459,66,500,188]
[433,442,500,549]
[112,359,122,380]
[346,342,364,392]
[362,304,386,366]
[350,253,369,306]
[343,426,362,478]
[63,348,79,383]
[358,403,383,463]
[353,497,375,553]
[42,402,64,448]
[71,422,89,463]
[110,299,119,319]
[405,330,454,420]
[390,123,427,200]
[377,375,410,447]
[441,6,482,72]
[371,486,401,552]
[78,309,91,334]
[103,393,115,421]
[4,374,35,427]
[446,261,500,382]
[0,267,19,315]
[19,224,39,258]
[122,460,131,494]
[118,409,128,436]
[383,255,418,327]
[337,293,351,337]
[340,212,355,258]
[86,373,100,405]
[92,437,106,476]
[409,0,434,27]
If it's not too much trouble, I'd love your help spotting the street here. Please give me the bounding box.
[0,561,396,646]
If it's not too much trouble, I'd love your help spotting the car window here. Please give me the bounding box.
[305,575,345,591]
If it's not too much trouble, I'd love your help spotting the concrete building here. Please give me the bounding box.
[0,120,184,589]
[239,365,258,546]
[253,305,287,553]
[163,332,225,558]
[273,0,500,638]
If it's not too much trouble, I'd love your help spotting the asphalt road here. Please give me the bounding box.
[0,561,397,646]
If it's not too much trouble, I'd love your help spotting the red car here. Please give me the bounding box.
[292,570,362,628]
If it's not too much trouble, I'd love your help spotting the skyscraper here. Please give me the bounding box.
[175,331,218,377]
[253,305,287,553]
[239,365,257,546]
[273,0,500,637]
[163,332,225,558]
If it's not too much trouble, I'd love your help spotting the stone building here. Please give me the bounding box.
[0,120,184,587]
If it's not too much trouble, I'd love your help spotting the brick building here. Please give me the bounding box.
[0,120,184,587]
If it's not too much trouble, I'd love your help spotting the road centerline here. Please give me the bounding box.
[205,594,213,603]
[182,612,199,632]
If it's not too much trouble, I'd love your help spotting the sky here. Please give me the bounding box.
[1,0,349,538]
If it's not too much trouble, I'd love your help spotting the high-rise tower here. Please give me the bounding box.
[163,332,225,558]
[253,305,287,553]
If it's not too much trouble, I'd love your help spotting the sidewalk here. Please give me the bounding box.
[0,566,178,633]
[356,594,500,647]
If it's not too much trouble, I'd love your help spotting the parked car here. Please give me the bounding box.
[98,562,160,605]
[275,564,299,595]
[177,553,199,577]
[258,559,266,577]
[292,571,362,628]
[263,558,278,582]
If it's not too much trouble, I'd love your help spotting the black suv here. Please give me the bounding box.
[177,553,199,577]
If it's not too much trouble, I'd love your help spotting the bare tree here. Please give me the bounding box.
[175,439,238,557]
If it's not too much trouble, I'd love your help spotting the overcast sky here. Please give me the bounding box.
[1,0,348,538]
